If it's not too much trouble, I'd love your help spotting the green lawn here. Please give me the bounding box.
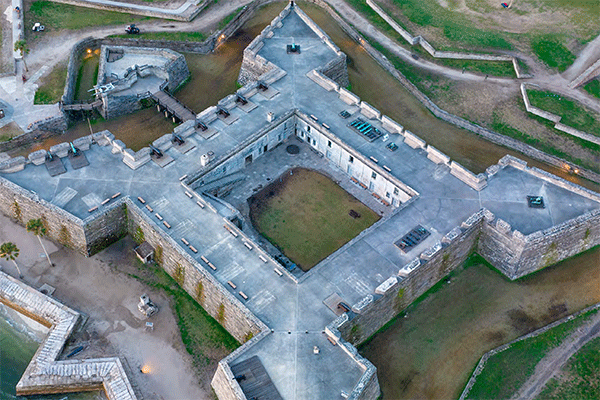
[466,308,597,400]
[531,35,576,72]
[249,168,380,271]
[528,89,600,137]
[537,335,600,399]
[25,0,155,34]
[34,60,67,104]
[583,79,600,100]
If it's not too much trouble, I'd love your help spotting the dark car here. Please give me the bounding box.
[125,24,140,34]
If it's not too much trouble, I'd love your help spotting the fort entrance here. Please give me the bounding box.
[249,167,380,271]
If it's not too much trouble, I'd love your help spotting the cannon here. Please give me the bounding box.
[217,106,230,118]
[138,294,158,317]
[69,142,79,156]
[196,120,208,131]
[172,133,185,145]
[257,81,268,91]
[149,145,163,158]
[235,93,248,105]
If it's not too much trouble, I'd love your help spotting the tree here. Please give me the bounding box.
[0,242,22,278]
[14,39,29,72]
[27,218,53,267]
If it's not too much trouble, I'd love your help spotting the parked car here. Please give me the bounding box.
[125,24,140,34]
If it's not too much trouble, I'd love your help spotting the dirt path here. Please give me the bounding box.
[563,32,600,82]
[323,0,600,115]
[510,310,600,400]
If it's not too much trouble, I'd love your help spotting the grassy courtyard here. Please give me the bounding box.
[249,168,380,271]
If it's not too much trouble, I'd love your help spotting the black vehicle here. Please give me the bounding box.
[125,24,140,34]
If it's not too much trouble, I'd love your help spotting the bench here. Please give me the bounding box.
[351,177,359,184]
[259,255,268,263]
[244,242,253,250]
[196,201,205,208]
[163,221,171,229]
[381,199,390,207]
[101,198,110,205]
[228,281,237,289]
[239,291,248,300]
[185,191,193,198]
[181,238,189,246]
[274,268,283,277]
[146,205,153,212]
[189,246,198,253]
[383,165,391,172]
[137,197,146,204]
[208,262,217,271]
[111,192,121,199]
[369,156,379,163]
[155,213,163,221]
[88,206,98,213]
[224,224,239,237]
[201,256,209,264]
[179,174,187,181]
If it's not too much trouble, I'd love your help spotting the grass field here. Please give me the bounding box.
[249,168,380,271]
[0,123,24,143]
[466,308,597,399]
[528,89,600,137]
[24,0,154,36]
[34,60,68,104]
[583,79,600,100]
[530,35,576,72]
[359,247,600,400]
[537,335,600,399]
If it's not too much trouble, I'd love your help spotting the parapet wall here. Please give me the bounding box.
[0,177,87,254]
[127,201,267,342]
[335,211,483,345]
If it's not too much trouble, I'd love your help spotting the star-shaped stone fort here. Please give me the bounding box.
[1,3,599,399]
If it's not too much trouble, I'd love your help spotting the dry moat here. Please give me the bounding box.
[248,167,380,271]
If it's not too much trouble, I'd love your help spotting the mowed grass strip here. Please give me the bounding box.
[250,168,380,271]
[537,335,600,399]
[25,0,154,33]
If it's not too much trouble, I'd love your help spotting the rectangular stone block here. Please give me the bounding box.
[426,145,450,165]
[338,88,360,105]
[72,136,92,151]
[49,143,70,158]
[381,115,403,134]
[28,150,47,166]
[403,131,426,149]
[359,101,381,119]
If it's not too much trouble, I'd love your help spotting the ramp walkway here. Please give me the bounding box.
[63,100,102,111]
[151,90,195,122]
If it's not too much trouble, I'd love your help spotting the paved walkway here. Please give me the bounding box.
[511,310,600,400]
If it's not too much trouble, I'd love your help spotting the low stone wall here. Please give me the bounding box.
[0,129,62,153]
[365,0,528,78]
[520,83,600,146]
[127,201,267,342]
[49,0,207,21]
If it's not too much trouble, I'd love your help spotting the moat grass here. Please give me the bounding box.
[249,168,380,271]
[120,259,239,369]
[74,53,100,102]
[359,248,600,400]
[537,335,600,399]
[34,60,67,104]
[466,308,597,400]
[527,89,600,137]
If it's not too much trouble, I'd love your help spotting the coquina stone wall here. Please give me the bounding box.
[335,211,484,345]
[126,201,266,342]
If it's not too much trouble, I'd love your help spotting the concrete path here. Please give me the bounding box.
[511,311,600,400]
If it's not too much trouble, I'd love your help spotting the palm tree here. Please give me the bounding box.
[0,242,22,278]
[14,39,29,72]
[27,219,53,267]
